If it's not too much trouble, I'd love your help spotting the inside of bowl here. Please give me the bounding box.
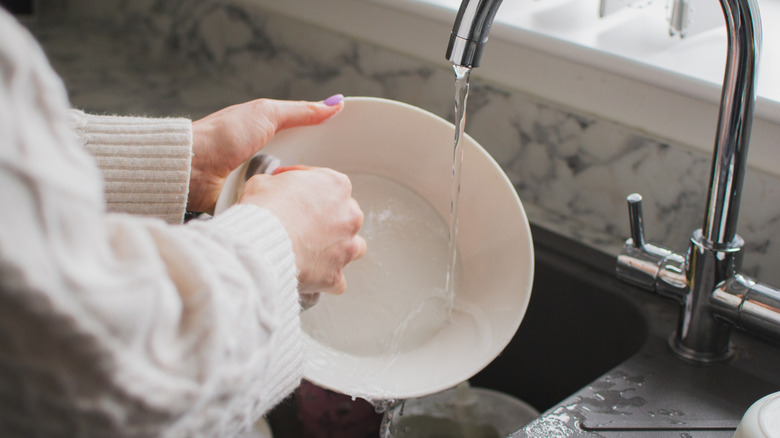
[301,172,458,357]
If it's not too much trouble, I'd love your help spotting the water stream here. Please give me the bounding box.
[445,65,472,315]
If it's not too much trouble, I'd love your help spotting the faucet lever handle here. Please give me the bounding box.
[626,193,646,248]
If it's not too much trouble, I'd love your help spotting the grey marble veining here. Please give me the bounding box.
[23,0,780,285]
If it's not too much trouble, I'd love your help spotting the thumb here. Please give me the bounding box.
[273,94,345,131]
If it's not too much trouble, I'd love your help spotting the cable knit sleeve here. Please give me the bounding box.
[69,110,193,225]
[0,10,302,438]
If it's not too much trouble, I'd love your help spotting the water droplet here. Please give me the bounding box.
[657,409,685,417]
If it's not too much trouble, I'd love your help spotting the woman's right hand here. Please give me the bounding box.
[238,167,366,297]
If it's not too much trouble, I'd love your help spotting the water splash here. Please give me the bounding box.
[378,399,405,437]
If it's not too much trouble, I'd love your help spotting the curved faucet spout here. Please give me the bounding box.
[703,0,762,246]
[446,0,504,68]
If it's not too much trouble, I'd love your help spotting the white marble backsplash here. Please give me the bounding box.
[24,0,780,284]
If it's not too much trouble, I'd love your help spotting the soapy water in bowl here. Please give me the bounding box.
[301,174,490,358]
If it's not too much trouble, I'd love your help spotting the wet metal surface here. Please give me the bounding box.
[578,335,777,430]
[511,325,780,437]
[508,226,780,437]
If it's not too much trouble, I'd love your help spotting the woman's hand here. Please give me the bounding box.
[189,95,344,214]
[239,167,366,296]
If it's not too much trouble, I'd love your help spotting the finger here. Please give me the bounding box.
[327,273,348,296]
[269,95,345,131]
[352,235,367,261]
[238,173,272,198]
[312,272,348,297]
[349,198,364,234]
[272,164,311,175]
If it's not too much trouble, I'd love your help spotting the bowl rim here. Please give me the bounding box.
[217,96,535,400]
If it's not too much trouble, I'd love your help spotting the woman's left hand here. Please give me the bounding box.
[188,95,344,214]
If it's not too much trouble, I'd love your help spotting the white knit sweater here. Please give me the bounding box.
[0,10,302,438]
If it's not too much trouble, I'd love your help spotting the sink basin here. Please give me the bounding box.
[470,226,648,412]
[505,226,780,437]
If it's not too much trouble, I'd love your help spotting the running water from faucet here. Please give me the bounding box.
[445,65,472,316]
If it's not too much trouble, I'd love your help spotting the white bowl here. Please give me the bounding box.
[216,97,534,400]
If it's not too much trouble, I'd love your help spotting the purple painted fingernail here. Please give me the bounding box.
[323,94,344,106]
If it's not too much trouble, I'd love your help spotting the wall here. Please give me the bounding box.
[25,0,780,284]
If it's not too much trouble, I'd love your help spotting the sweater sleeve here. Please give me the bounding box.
[69,110,193,225]
[0,10,302,438]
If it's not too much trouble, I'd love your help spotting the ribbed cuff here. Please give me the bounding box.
[209,203,300,315]
[70,110,193,224]
[209,204,299,290]
[209,204,303,412]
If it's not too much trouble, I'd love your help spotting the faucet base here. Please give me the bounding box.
[668,332,733,364]
[663,230,742,364]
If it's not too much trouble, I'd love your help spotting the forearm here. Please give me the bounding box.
[0,202,302,437]
[69,110,193,224]
[0,10,303,434]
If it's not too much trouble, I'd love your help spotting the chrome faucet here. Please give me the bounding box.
[446,0,503,68]
[447,0,780,363]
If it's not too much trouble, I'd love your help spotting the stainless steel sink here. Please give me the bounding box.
[470,225,649,413]
[502,225,780,437]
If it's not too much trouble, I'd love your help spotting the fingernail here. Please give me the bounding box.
[323,94,344,106]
